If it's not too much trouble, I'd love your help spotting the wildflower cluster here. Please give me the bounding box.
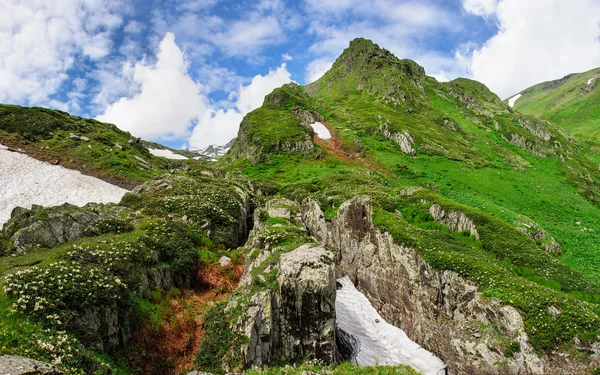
[124,177,245,246]
[4,261,125,325]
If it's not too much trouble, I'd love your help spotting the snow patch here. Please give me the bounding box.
[588,78,595,85]
[309,122,331,140]
[508,93,522,108]
[0,144,128,227]
[336,276,446,375]
[148,148,188,160]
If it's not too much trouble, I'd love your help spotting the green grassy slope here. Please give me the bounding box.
[218,38,600,354]
[511,67,600,140]
[0,104,180,187]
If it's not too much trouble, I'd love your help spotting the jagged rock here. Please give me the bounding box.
[428,204,480,240]
[278,244,336,360]
[225,199,336,371]
[293,108,324,126]
[267,198,293,219]
[518,118,552,141]
[1,203,123,252]
[300,199,329,244]
[0,354,62,374]
[379,124,416,156]
[301,196,550,375]
[515,216,561,253]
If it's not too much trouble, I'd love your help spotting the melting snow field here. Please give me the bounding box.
[508,94,522,108]
[309,122,332,140]
[148,148,188,160]
[0,144,128,227]
[336,276,447,375]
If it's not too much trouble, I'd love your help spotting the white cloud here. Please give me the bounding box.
[0,0,127,105]
[189,63,292,149]
[462,0,498,16]
[303,1,462,85]
[124,20,144,34]
[282,53,292,61]
[97,33,208,140]
[305,57,335,83]
[461,0,600,98]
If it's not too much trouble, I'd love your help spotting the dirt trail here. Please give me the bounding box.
[126,261,244,375]
[312,122,388,175]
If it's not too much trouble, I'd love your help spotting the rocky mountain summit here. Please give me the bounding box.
[2,38,600,375]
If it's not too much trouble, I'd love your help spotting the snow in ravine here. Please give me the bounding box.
[336,276,447,375]
[0,144,128,227]
[148,148,188,160]
[588,78,595,85]
[309,122,332,140]
[508,94,522,108]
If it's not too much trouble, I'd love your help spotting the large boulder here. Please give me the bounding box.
[220,199,336,371]
[0,355,62,375]
[1,203,125,252]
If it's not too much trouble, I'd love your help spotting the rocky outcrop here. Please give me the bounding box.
[518,118,552,141]
[379,124,416,156]
[278,244,337,360]
[428,204,480,240]
[1,203,125,252]
[301,196,548,375]
[223,199,336,371]
[507,133,548,158]
[515,216,561,253]
[0,355,62,374]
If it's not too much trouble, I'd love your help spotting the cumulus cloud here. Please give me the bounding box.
[0,0,127,106]
[189,63,292,149]
[305,57,335,83]
[303,0,462,85]
[97,33,207,140]
[462,0,498,16]
[461,0,600,98]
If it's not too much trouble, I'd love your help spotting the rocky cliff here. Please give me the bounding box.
[301,196,598,375]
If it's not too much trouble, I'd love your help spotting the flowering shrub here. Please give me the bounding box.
[4,261,125,327]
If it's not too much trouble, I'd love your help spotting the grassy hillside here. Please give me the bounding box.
[0,104,181,188]
[218,38,600,355]
[510,67,600,140]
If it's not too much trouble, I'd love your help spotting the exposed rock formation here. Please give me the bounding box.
[1,203,125,252]
[224,199,336,371]
[301,196,549,375]
[0,355,62,375]
[379,124,416,156]
[518,118,552,141]
[428,204,480,240]
[515,216,561,253]
[336,276,447,375]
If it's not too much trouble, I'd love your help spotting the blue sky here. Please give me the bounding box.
[2,0,600,149]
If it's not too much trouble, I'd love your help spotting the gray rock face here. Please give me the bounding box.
[224,199,336,371]
[1,203,122,252]
[515,216,561,253]
[0,355,62,374]
[428,204,480,240]
[518,118,552,141]
[301,196,548,375]
[379,124,416,156]
[278,244,336,360]
[229,243,337,370]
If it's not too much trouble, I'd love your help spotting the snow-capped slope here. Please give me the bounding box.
[309,122,332,140]
[0,144,128,227]
[148,148,188,160]
[508,93,522,108]
[336,276,446,375]
[194,138,236,160]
